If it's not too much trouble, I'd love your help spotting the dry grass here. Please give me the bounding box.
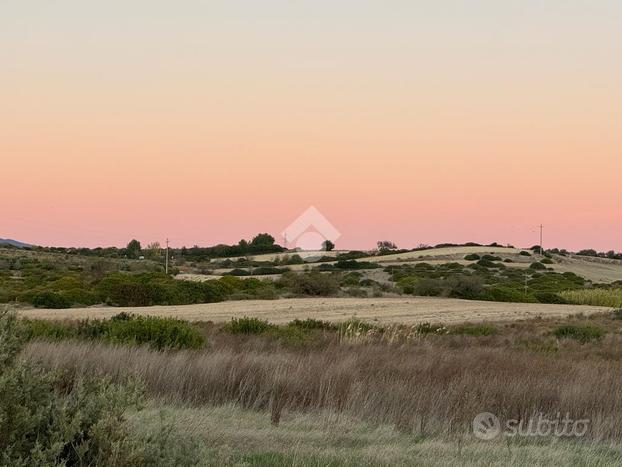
[560,289,622,308]
[23,325,622,442]
[16,297,610,324]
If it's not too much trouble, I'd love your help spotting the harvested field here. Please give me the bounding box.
[17,297,610,324]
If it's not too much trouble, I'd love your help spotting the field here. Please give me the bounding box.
[13,309,622,465]
[4,243,622,465]
[16,296,611,324]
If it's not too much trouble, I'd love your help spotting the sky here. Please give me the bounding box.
[1,1,621,251]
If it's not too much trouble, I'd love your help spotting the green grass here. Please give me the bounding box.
[553,324,605,343]
[128,404,622,467]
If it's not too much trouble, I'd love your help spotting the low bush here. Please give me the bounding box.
[31,291,72,309]
[534,291,567,304]
[464,254,480,261]
[413,278,444,297]
[530,262,547,270]
[520,251,532,256]
[480,286,530,303]
[278,272,340,297]
[553,324,604,343]
[0,310,206,466]
[24,313,205,350]
[288,318,336,331]
[222,316,276,335]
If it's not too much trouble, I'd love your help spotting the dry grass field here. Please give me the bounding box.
[17,297,610,324]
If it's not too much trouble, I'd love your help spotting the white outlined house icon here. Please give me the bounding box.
[282,206,341,251]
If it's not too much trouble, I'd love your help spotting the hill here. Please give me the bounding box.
[0,238,31,248]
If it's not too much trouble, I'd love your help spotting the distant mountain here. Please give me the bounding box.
[0,238,31,248]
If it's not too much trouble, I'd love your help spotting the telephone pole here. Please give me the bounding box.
[539,225,544,255]
[165,238,169,275]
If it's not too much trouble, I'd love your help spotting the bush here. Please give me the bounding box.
[222,317,276,334]
[529,262,547,270]
[24,313,205,350]
[553,324,604,343]
[0,310,206,466]
[480,286,530,303]
[278,272,340,297]
[446,275,484,299]
[288,318,336,331]
[32,291,72,309]
[464,254,480,261]
[413,279,444,297]
[534,291,568,304]
[541,258,554,264]
[520,251,532,257]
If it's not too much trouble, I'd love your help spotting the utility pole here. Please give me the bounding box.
[165,238,169,275]
[539,225,544,255]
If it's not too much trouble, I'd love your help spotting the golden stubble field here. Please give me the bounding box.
[18,297,611,324]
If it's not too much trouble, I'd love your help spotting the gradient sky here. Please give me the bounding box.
[1,1,621,250]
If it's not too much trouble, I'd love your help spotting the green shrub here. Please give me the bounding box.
[24,313,205,350]
[345,287,368,297]
[32,291,72,309]
[446,275,484,300]
[450,323,496,336]
[464,254,480,261]
[288,318,336,331]
[535,291,567,304]
[553,324,604,343]
[413,278,444,297]
[278,272,340,296]
[520,251,532,256]
[530,262,546,270]
[222,316,276,334]
[541,258,554,264]
[480,286,530,303]
[476,258,498,268]
[0,310,206,466]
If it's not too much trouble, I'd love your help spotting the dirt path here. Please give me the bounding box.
[17,297,611,325]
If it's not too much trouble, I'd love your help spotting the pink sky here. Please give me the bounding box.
[1,1,620,251]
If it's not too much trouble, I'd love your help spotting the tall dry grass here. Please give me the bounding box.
[560,288,622,308]
[23,336,622,441]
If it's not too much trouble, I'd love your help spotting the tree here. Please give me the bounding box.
[126,239,142,259]
[145,242,161,258]
[322,240,335,251]
[250,233,275,247]
[377,240,397,252]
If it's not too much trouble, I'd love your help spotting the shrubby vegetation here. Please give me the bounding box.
[387,261,587,303]
[23,313,205,350]
[0,310,206,466]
